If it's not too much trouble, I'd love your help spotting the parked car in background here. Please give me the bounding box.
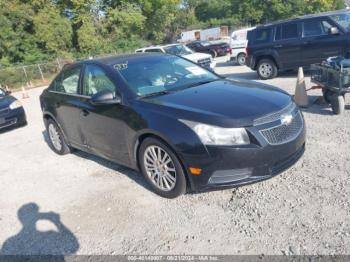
[230,27,255,65]
[0,88,26,131]
[40,53,305,198]
[246,10,350,79]
[186,41,232,58]
[135,44,216,69]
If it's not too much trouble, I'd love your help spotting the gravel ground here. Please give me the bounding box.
[0,57,349,255]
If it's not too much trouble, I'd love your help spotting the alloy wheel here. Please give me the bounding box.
[259,63,273,78]
[143,145,177,191]
[48,123,62,151]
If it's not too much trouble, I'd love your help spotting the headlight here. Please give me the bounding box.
[9,100,22,110]
[181,120,250,146]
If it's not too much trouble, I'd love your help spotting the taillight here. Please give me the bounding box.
[227,47,232,54]
[246,47,250,56]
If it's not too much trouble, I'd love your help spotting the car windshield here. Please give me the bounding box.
[201,41,211,46]
[0,88,5,97]
[330,12,350,31]
[114,55,219,97]
[163,45,193,56]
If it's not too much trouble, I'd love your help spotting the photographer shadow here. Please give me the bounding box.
[0,203,79,260]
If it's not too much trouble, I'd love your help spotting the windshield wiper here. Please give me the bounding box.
[139,90,175,99]
[180,79,218,90]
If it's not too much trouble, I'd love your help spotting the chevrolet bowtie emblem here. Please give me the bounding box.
[281,114,293,126]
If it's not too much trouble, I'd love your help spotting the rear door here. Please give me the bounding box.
[78,64,130,164]
[273,22,302,69]
[51,65,85,148]
[300,18,345,65]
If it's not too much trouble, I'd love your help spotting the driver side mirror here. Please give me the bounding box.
[329,27,340,35]
[91,89,121,105]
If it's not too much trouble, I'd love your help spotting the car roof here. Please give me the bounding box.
[255,9,349,28]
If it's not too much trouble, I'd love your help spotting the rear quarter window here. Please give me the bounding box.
[254,28,272,44]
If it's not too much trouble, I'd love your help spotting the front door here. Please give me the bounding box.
[53,65,85,148]
[300,18,346,66]
[78,64,130,164]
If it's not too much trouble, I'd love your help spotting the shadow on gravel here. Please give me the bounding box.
[0,122,27,134]
[0,203,79,259]
[300,96,346,116]
[41,130,150,192]
[221,70,311,81]
[73,150,150,190]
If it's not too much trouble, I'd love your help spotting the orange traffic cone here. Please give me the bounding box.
[294,67,308,107]
[21,86,29,99]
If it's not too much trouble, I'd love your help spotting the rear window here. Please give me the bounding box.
[254,28,272,43]
[145,49,163,53]
[275,23,299,40]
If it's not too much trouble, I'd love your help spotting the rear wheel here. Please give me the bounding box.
[330,95,345,115]
[210,50,217,58]
[139,137,187,198]
[257,59,278,80]
[322,88,332,104]
[46,119,71,155]
[237,53,246,66]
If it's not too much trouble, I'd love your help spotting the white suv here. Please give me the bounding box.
[135,44,216,69]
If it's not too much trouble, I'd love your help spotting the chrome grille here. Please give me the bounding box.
[198,58,211,68]
[260,111,303,145]
[0,107,9,117]
[254,102,296,126]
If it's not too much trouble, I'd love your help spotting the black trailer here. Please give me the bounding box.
[311,59,350,114]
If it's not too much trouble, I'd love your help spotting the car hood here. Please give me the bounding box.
[140,79,292,127]
[182,52,212,62]
[0,95,16,109]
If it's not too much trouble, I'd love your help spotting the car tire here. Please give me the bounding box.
[138,137,187,198]
[46,118,71,155]
[237,53,246,66]
[210,50,217,58]
[330,95,345,115]
[257,59,278,80]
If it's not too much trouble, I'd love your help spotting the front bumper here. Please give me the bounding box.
[179,123,306,192]
[0,107,27,130]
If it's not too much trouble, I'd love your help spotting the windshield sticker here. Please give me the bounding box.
[186,66,207,76]
[114,62,128,71]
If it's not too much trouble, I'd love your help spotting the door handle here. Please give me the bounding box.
[274,44,283,48]
[81,109,90,117]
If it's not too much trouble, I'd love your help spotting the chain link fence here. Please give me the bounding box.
[0,58,75,91]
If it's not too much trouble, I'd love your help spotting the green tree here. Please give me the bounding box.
[34,5,73,55]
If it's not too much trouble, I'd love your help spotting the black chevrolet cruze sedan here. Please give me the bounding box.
[0,87,26,131]
[40,53,305,198]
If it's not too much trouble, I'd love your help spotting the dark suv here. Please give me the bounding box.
[246,10,350,79]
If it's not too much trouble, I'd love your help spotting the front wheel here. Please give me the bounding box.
[139,137,187,198]
[257,59,278,80]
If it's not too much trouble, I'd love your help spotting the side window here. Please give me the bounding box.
[83,65,117,97]
[55,67,81,94]
[281,23,298,40]
[275,25,282,41]
[255,28,272,44]
[303,19,333,37]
